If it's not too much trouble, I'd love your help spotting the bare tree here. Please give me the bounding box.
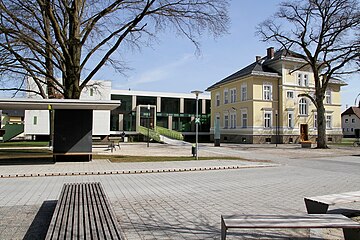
[257,0,360,148]
[0,0,229,99]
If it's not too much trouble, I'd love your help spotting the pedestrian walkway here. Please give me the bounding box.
[0,143,359,239]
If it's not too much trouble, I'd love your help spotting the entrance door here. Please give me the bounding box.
[300,124,308,141]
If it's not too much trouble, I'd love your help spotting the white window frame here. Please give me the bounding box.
[299,98,308,116]
[263,83,272,101]
[224,89,229,104]
[241,110,248,128]
[264,111,272,128]
[230,88,237,103]
[286,91,294,99]
[297,73,309,86]
[326,115,332,129]
[224,113,229,129]
[215,92,220,107]
[288,112,294,128]
[230,111,237,129]
[241,83,247,101]
[325,90,332,104]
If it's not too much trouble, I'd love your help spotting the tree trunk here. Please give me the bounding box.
[63,0,82,99]
[316,99,327,148]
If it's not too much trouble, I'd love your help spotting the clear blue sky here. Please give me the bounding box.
[93,0,359,110]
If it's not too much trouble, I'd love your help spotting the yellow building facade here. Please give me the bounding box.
[206,48,345,144]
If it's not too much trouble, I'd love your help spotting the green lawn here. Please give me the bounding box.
[0,141,49,148]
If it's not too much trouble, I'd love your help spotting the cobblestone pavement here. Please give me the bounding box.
[0,143,359,239]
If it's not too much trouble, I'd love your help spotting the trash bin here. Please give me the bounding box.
[191,144,196,157]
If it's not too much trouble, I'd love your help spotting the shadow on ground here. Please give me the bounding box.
[0,157,54,165]
[23,200,57,240]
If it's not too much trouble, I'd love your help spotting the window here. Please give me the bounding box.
[326,115,332,129]
[352,119,355,123]
[263,84,272,101]
[314,113,318,129]
[224,114,229,129]
[242,111,248,128]
[230,112,237,129]
[303,74,309,86]
[351,128,354,132]
[224,89,229,104]
[90,88,94,96]
[286,91,294,99]
[241,84,247,101]
[325,90,331,104]
[215,93,220,107]
[264,112,272,128]
[299,98,308,115]
[230,88,237,103]
[297,73,309,86]
[288,112,294,128]
[345,118,349,123]
[33,116,38,125]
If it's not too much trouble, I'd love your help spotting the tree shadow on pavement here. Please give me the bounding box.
[23,200,57,240]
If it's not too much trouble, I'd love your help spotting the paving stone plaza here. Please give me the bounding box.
[0,143,359,239]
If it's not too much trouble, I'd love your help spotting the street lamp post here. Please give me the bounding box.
[275,110,278,147]
[147,104,150,148]
[191,90,203,160]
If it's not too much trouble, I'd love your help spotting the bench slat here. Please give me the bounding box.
[97,183,123,239]
[221,214,360,229]
[46,182,122,240]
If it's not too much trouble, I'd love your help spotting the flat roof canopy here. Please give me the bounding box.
[0,98,120,110]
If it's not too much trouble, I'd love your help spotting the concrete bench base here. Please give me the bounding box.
[305,191,360,214]
[221,214,360,240]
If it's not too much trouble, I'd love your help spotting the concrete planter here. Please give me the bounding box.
[301,141,312,148]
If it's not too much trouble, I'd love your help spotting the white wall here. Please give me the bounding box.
[24,110,50,135]
[24,79,113,136]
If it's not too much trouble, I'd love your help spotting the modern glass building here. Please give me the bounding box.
[110,90,211,141]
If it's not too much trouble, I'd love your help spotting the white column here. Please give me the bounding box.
[202,99,206,114]
[180,98,184,114]
[156,96,161,113]
[118,114,124,131]
[168,115,173,130]
[132,95,137,111]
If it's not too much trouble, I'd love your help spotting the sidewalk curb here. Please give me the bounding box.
[0,164,278,178]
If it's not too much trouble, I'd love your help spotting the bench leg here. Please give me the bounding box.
[304,198,329,214]
[221,217,227,240]
[343,228,360,240]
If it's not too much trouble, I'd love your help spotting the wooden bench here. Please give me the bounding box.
[305,191,360,214]
[221,214,360,240]
[92,140,117,152]
[45,182,122,240]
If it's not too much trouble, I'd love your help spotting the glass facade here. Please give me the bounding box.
[110,94,211,136]
[110,95,135,131]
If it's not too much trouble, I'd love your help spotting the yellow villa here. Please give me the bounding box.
[206,47,346,144]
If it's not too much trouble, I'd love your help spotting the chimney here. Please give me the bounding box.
[256,56,262,62]
[267,47,274,59]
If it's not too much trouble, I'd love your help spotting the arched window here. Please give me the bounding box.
[299,98,308,115]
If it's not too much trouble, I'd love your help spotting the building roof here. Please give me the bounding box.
[206,48,348,91]
[111,89,211,100]
[0,99,120,110]
[341,106,360,118]
[206,61,280,91]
